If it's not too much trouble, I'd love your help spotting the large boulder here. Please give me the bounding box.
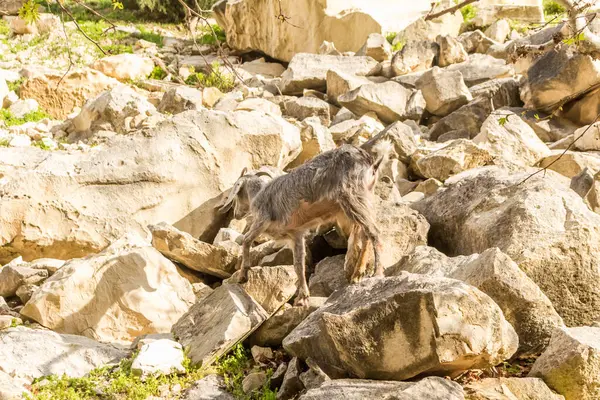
[473,109,551,169]
[0,109,301,264]
[391,40,439,76]
[172,283,269,366]
[0,0,25,15]
[338,81,425,124]
[214,0,432,62]
[299,377,465,400]
[20,234,195,343]
[279,53,377,95]
[19,69,120,119]
[413,166,600,326]
[0,326,127,383]
[529,327,600,400]
[283,272,518,380]
[465,377,564,400]
[389,246,564,355]
[521,46,600,113]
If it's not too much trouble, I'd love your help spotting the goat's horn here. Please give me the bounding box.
[239,167,248,178]
[255,170,276,179]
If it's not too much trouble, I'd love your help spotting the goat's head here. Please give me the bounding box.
[217,167,278,219]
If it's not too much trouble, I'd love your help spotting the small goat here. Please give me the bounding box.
[218,142,392,306]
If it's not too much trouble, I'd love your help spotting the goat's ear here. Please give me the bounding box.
[217,179,245,214]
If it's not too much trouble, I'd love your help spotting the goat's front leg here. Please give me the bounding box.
[238,222,265,284]
[293,234,310,307]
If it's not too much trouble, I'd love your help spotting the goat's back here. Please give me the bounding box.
[252,145,376,223]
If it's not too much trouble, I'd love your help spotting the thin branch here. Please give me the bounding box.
[70,0,118,31]
[55,0,107,55]
[424,0,479,21]
[520,110,600,185]
[56,5,74,88]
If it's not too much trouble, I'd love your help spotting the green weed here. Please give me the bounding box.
[543,0,566,17]
[0,109,50,127]
[149,66,167,80]
[197,24,226,45]
[185,61,234,92]
[137,25,163,46]
[0,20,10,36]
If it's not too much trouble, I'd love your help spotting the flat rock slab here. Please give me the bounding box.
[0,327,127,383]
[150,222,237,278]
[172,283,269,367]
[299,377,465,400]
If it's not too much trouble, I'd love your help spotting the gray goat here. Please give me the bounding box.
[218,142,392,306]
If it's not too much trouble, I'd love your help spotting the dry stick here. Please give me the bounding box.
[520,111,600,185]
[56,5,75,87]
[424,0,479,20]
[55,0,107,55]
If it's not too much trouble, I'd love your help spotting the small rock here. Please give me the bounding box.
[242,371,268,394]
[149,222,237,279]
[465,377,564,400]
[437,34,468,67]
[202,87,224,108]
[285,97,331,126]
[415,139,492,181]
[92,53,155,82]
[182,374,234,400]
[131,339,186,377]
[308,255,347,297]
[15,284,37,304]
[391,40,439,76]
[0,262,47,298]
[0,315,19,330]
[484,19,511,43]
[446,54,513,87]
[236,98,282,117]
[158,86,204,114]
[287,117,335,168]
[338,81,424,124]
[227,265,297,314]
[416,67,472,117]
[356,33,392,62]
[250,346,273,363]
[277,357,304,400]
[8,134,31,147]
[8,99,39,119]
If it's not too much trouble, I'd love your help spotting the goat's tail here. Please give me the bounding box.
[370,139,393,173]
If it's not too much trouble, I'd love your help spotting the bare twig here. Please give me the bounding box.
[424,0,479,20]
[55,0,107,55]
[520,111,600,185]
[56,4,74,88]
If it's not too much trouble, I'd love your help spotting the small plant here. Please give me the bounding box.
[7,78,24,96]
[460,4,477,23]
[185,61,234,92]
[0,20,10,36]
[10,318,19,327]
[0,137,10,147]
[32,140,52,151]
[149,66,167,80]
[543,0,566,17]
[137,25,163,46]
[0,109,50,127]
[18,0,40,24]
[198,24,226,45]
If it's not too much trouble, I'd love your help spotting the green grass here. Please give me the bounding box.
[185,61,234,92]
[216,344,277,400]
[149,66,167,80]
[27,343,278,400]
[7,78,24,96]
[0,109,50,127]
[28,352,206,400]
[0,138,10,147]
[543,0,566,17]
[0,20,10,36]
[137,25,163,46]
[197,24,226,45]
[460,3,477,23]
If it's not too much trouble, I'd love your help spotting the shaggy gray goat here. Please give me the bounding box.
[218,142,391,306]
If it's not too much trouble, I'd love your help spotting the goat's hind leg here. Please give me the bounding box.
[292,234,310,307]
[238,221,266,284]
[345,225,371,283]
